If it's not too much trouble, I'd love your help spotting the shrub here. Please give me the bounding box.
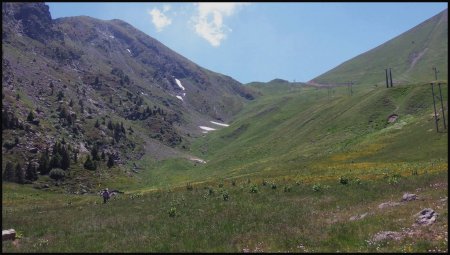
[222,190,229,201]
[168,207,177,217]
[312,184,322,192]
[49,168,65,181]
[218,183,223,188]
[353,178,362,185]
[283,185,291,192]
[250,184,258,193]
[262,179,268,186]
[339,176,349,185]
[271,183,277,189]
[208,187,214,195]
[231,180,236,186]
[186,182,193,191]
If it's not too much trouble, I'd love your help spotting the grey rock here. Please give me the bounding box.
[378,201,401,209]
[29,147,38,153]
[401,193,417,202]
[372,231,403,242]
[349,212,368,221]
[415,208,438,225]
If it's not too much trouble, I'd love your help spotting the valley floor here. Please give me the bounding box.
[2,169,447,252]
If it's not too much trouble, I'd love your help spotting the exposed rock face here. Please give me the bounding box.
[415,208,438,226]
[2,2,63,43]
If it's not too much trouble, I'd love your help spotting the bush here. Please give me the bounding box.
[222,190,229,201]
[312,184,322,192]
[262,179,268,186]
[231,180,236,186]
[353,178,362,185]
[168,207,177,217]
[186,182,193,191]
[283,185,291,192]
[339,176,349,185]
[49,168,65,181]
[218,183,223,188]
[271,183,277,189]
[250,184,258,193]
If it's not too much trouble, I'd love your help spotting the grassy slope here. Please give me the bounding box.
[312,9,448,85]
[2,171,448,252]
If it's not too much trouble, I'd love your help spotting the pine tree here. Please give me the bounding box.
[91,144,100,161]
[50,153,62,170]
[27,110,34,122]
[25,162,38,181]
[15,163,25,184]
[38,149,50,175]
[3,161,15,182]
[84,155,96,170]
[107,120,113,130]
[61,146,71,170]
[107,154,114,168]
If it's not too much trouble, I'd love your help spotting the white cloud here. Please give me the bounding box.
[149,7,172,32]
[163,4,171,12]
[192,3,249,47]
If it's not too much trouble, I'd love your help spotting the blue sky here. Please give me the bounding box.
[46,2,447,84]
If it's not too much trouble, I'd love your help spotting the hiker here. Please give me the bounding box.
[102,188,110,204]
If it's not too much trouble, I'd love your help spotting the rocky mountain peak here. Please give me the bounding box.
[2,2,62,43]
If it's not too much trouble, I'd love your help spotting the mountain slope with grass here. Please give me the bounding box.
[2,2,255,190]
[310,9,448,86]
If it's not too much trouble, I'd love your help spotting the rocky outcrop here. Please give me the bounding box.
[401,193,417,202]
[2,2,63,43]
[415,208,438,226]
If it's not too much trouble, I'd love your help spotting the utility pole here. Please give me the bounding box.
[438,83,447,129]
[431,83,439,132]
[385,69,389,88]
[389,68,393,87]
[432,67,439,81]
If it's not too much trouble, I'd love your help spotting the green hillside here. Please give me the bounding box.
[311,9,448,86]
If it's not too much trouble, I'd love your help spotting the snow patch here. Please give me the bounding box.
[109,35,115,39]
[199,126,216,131]
[210,121,229,127]
[176,95,183,101]
[126,49,131,53]
[175,78,185,90]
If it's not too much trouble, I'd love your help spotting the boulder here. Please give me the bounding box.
[378,201,401,209]
[415,208,438,225]
[2,229,16,241]
[401,193,417,202]
[372,231,403,242]
[349,212,368,221]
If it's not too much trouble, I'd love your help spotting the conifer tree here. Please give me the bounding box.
[25,162,38,181]
[3,161,15,182]
[15,163,25,184]
[107,154,114,168]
